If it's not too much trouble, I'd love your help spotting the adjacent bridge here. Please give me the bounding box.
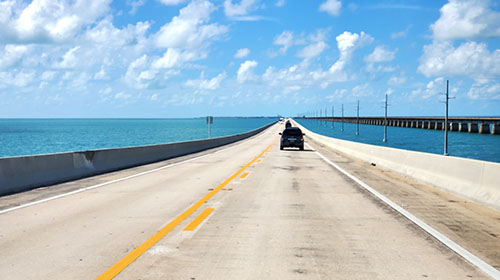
[305,116,500,134]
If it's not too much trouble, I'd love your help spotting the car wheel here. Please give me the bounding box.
[299,145,304,151]
[280,145,283,150]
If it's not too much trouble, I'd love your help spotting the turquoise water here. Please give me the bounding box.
[0,118,277,158]
[295,118,500,164]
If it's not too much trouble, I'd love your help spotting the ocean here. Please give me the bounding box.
[295,118,500,164]
[1,118,498,164]
[0,118,278,158]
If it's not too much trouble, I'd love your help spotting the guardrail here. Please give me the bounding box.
[293,120,500,211]
[0,122,276,196]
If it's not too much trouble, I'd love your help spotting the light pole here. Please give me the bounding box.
[356,100,360,136]
[332,105,334,128]
[444,80,451,156]
[341,104,344,132]
[383,94,388,142]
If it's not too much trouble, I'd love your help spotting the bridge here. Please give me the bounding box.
[0,122,499,279]
[305,116,500,134]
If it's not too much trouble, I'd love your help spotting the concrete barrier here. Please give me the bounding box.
[293,120,500,211]
[0,122,276,196]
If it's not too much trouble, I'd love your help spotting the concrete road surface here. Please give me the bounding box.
[0,123,492,279]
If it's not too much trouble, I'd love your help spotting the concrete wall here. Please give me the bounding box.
[0,122,276,196]
[293,120,500,211]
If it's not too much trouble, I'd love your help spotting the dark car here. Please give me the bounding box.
[279,127,305,150]
[285,120,292,128]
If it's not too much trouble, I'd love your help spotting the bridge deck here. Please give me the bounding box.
[0,123,498,279]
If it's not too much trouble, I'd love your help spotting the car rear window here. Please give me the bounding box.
[283,129,302,136]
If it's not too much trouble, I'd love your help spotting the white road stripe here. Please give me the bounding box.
[0,126,276,215]
[307,143,500,280]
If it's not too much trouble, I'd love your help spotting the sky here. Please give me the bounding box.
[0,0,499,118]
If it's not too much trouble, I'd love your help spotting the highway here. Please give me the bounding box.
[0,122,498,279]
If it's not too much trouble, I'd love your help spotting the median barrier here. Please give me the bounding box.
[293,120,500,211]
[0,122,276,196]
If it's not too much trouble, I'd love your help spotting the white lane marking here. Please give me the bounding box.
[307,143,500,279]
[0,126,278,215]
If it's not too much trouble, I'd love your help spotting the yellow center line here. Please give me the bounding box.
[96,143,272,280]
[240,172,249,179]
[183,208,214,231]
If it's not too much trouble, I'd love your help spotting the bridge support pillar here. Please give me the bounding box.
[459,123,469,132]
[493,124,500,135]
[429,122,435,129]
[423,121,429,129]
[469,123,478,133]
[435,122,443,130]
[479,123,491,134]
[450,123,459,131]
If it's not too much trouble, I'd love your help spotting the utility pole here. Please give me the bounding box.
[356,100,360,136]
[332,105,334,128]
[444,80,452,156]
[341,104,344,132]
[325,107,327,126]
[383,94,388,142]
[319,109,322,126]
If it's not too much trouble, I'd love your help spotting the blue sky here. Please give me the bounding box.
[0,0,499,118]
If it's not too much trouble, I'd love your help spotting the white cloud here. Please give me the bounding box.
[309,31,373,88]
[319,0,341,16]
[41,71,56,81]
[99,86,112,95]
[283,85,301,93]
[152,48,201,69]
[329,31,373,74]
[297,41,328,59]
[418,40,500,82]
[468,83,500,100]
[365,46,396,63]
[0,0,111,43]
[237,60,258,83]
[125,55,153,89]
[388,74,407,85]
[85,18,150,48]
[326,88,348,102]
[276,0,285,7]
[431,0,500,40]
[115,91,132,100]
[273,30,294,54]
[128,0,145,14]
[224,0,259,17]
[263,63,306,86]
[158,0,187,5]
[234,48,250,58]
[391,26,411,39]
[155,0,228,49]
[185,71,227,90]
[0,44,29,69]
[351,83,374,98]
[0,70,35,88]
[55,46,80,69]
[411,77,445,99]
[93,67,109,80]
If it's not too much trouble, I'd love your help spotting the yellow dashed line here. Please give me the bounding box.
[183,208,214,231]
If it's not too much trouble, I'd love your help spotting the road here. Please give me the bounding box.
[0,122,494,279]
